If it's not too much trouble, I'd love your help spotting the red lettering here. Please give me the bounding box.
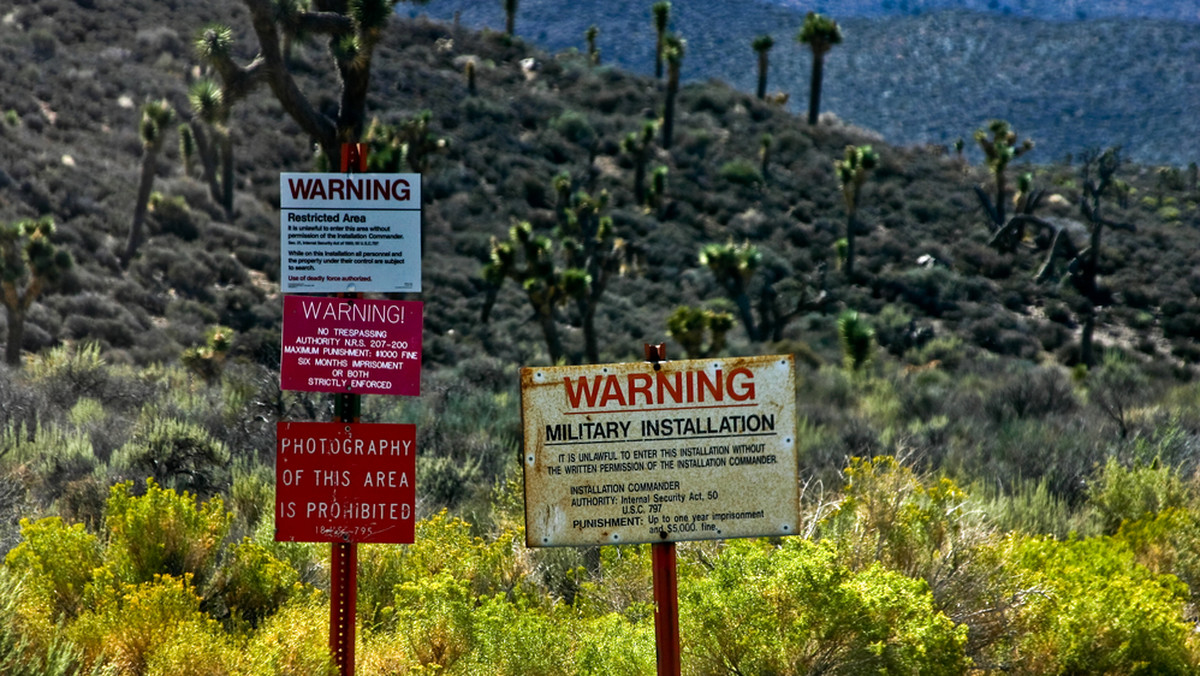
[656,371,683,405]
[727,367,755,401]
[696,369,722,402]
[627,373,653,406]
[564,376,603,408]
[598,375,627,407]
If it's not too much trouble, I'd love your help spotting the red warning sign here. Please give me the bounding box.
[280,296,422,396]
[275,421,417,544]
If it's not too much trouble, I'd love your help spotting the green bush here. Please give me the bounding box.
[679,537,969,675]
[997,534,1200,673]
[718,159,763,187]
[109,417,231,499]
[103,479,231,587]
[5,517,101,620]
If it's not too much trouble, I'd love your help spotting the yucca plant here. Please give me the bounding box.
[752,34,774,100]
[797,12,842,125]
[121,99,174,269]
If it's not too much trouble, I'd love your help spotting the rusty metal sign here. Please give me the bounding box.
[520,355,798,547]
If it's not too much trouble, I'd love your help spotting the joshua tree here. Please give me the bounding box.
[621,120,658,205]
[198,0,427,164]
[1037,148,1135,367]
[121,99,174,269]
[661,33,684,150]
[1,217,72,366]
[503,0,518,36]
[834,144,879,278]
[837,310,875,372]
[652,1,671,79]
[585,25,599,65]
[760,133,773,181]
[178,123,196,178]
[364,111,447,174]
[187,78,235,218]
[647,165,668,214]
[797,12,842,125]
[482,222,567,363]
[482,187,635,364]
[667,306,734,358]
[464,58,477,95]
[974,119,1041,251]
[752,34,774,100]
[699,240,762,341]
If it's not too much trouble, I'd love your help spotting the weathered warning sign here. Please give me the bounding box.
[520,355,797,547]
[275,422,417,544]
[280,172,421,293]
[280,296,422,396]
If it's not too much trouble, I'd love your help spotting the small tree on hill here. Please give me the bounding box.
[661,33,685,150]
[2,217,73,366]
[752,34,774,100]
[585,25,600,65]
[834,144,879,279]
[621,120,658,205]
[652,1,671,79]
[973,119,1046,251]
[700,240,762,341]
[1036,148,1136,367]
[121,99,174,269]
[187,77,235,219]
[797,12,842,125]
[199,0,428,163]
[504,0,518,37]
[482,186,636,364]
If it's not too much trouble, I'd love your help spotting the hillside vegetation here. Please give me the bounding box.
[3,0,1200,673]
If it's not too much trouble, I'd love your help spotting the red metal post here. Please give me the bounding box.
[644,344,681,676]
[329,142,369,676]
[651,541,681,676]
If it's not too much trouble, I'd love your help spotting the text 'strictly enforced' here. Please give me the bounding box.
[520,355,798,547]
[280,296,422,396]
[280,172,421,293]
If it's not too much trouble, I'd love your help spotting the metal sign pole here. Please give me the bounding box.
[644,344,681,676]
[330,142,368,676]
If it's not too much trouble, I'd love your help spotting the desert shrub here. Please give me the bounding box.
[69,573,226,675]
[109,417,231,499]
[102,480,231,587]
[5,517,101,620]
[973,476,1095,539]
[0,422,96,507]
[1086,350,1151,439]
[995,534,1200,674]
[680,537,969,675]
[1087,456,1190,536]
[718,159,763,187]
[213,539,300,628]
[0,570,83,676]
[148,193,199,241]
[548,109,595,148]
[983,365,1077,423]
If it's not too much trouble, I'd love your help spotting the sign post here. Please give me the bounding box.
[520,347,798,674]
[275,143,425,676]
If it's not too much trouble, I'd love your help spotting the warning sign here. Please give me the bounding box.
[280,296,422,396]
[280,172,421,293]
[275,422,417,544]
[520,355,798,547]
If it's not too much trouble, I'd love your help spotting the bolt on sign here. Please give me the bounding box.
[275,421,417,544]
[280,172,421,293]
[280,296,423,396]
[520,355,798,547]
